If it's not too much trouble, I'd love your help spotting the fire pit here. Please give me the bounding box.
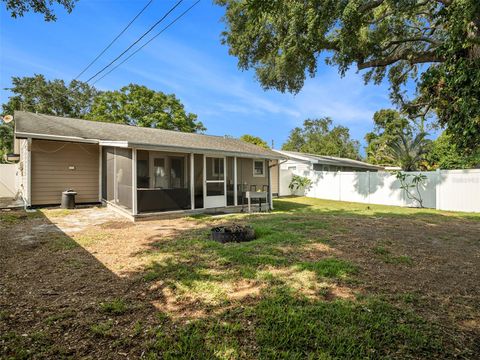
[211,224,255,243]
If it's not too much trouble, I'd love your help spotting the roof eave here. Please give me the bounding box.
[15,131,99,144]
[127,142,286,159]
[14,131,285,160]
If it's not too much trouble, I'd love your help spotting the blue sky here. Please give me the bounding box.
[1,0,396,155]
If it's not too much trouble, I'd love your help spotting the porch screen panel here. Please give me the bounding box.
[194,154,203,209]
[136,150,149,188]
[115,148,132,210]
[226,157,234,206]
[137,153,191,213]
[102,147,115,202]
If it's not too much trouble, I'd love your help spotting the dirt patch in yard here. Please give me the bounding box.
[1,202,479,358]
[305,213,480,353]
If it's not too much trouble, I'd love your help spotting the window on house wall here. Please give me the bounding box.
[253,159,265,177]
[210,157,224,179]
[287,166,297,171]
[170,157,185,188]
[153,158,168,188]
[136,150,149,189]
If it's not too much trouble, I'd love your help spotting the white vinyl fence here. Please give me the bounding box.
[280,169,480,213]
[0,164,18,198]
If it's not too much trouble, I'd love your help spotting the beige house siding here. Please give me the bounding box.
[31,140,99,205]
[235,158,269,190]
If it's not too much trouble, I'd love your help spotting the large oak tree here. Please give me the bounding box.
[282,118,360,160]
[216,0,480,152]
[239,134,270,149]
[2,74,98,118]
[2,0,77,21]
[87,84,205,133]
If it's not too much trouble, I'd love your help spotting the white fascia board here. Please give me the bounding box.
[15,131,99,144]
[128,142,285,160]
[274,150,316,163]
[99,140,129,147]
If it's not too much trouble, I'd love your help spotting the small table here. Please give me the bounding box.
[244,191,268,213]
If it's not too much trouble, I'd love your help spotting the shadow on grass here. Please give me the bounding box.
[0,210,180,359]
[1,197,478,358]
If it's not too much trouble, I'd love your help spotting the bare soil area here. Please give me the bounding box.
[1,199,479,359]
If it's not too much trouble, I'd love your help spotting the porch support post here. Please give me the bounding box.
[202,155,206,209]
[268,160,273,210]
[98,145,102,202]
[132,148,137,215]
[190,153,195,210]
[233,156,238,206]
[27,138,32,207]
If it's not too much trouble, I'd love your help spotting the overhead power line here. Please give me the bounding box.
[10,0,199,113]
[74,0,154,81]
[85,0,184,84]
[92,0,201,85]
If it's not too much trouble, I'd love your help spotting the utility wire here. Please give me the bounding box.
[74,0,154,81]
[85,0,183,84]
[93,0,201,85]
[9,0,199,113]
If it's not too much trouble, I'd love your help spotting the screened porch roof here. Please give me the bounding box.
[14,111,285,160]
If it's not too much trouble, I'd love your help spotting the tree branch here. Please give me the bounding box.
[357,51,444,70]
[358,1,385,13]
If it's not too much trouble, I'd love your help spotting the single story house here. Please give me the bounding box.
[13,111,284,220]
[274,150,383,173]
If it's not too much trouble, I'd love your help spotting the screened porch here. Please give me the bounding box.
[100,146,273,217]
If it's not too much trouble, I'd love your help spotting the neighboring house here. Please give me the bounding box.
[274,150,383,173]
[384,166,402,171]
[13,111,284,220]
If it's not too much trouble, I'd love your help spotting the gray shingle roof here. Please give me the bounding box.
[14,111,283,159]
[275,150,383,170]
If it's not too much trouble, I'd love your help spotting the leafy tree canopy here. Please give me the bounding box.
[2,74,98,118]
[2,0,77,21]
[87,84,205,133]
[282,118,360,160]
[0,122,14,162]
[216,0,480,152]
[239,134,269,149]
[1,76,204,162]
[1,74,97,163]
[365,109,411,166]
[425,132,480,170]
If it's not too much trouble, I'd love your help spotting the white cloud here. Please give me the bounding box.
[292,71,391,125]
[106,36,302,118]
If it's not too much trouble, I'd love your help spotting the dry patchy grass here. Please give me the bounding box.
[1,198,479,359]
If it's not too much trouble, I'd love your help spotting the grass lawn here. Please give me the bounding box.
[1,197,479,359]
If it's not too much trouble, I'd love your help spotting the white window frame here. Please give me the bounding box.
[150,155,168,189]
[211,157,224,178]
[253,159,265,178]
